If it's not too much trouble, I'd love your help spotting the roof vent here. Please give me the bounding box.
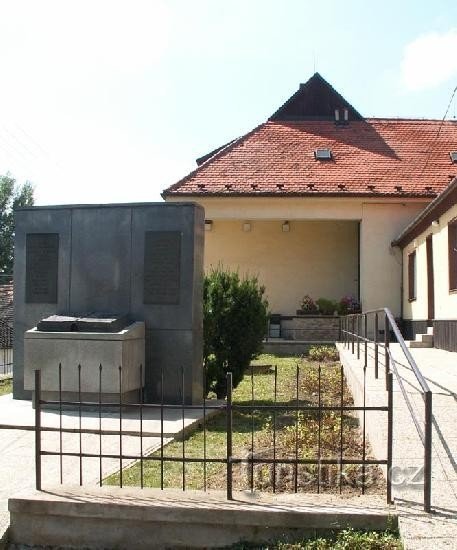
[251,183,258,190]
[425,185,433,193]
[307,183,315,190]
[337,184,346,191]
[276,183,284,190]
[225,184,233,191]
[395,185,403,193]
[367,184,376,192]
[197,184,206,190]
[314,148,332,160]
[450,152,457,163]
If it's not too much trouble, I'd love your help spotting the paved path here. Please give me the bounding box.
[338,342,457,549]
[0,393,219,544]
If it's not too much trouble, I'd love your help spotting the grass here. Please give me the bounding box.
[106,354,383,494]
[0,377,12,396]
[226,528,402,549]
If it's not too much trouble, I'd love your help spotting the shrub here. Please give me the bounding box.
[300,294,318,313]
[204,267,269,398]
[316,297,338,315]
[308,345,339,362]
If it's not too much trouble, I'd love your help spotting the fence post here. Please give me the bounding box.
[374,313,379,379]
[384,313,390,388]
[35,369,42,491]
[357,315,360,360]
[387,372,393,504]
[351,317,355,354]
[226,372,233,500]
[364,314,368,369]
[424,391,433,513]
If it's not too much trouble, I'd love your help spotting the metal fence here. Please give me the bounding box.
[341,308,432,512]
[34,360,393,502]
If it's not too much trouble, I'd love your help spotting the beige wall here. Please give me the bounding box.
[402,202,457,320]
[166,196,429,316]
[204,220,358,314]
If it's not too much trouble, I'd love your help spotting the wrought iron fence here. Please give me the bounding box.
[34,360,393,503]
[341,309,432,513]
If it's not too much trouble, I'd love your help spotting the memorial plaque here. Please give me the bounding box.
[143,231,181,304]
[25,233,59,303]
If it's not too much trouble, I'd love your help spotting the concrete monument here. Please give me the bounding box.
[13,203,204,403]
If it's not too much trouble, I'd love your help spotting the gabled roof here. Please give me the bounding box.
[269,73,363,121]
[163,75,457,199]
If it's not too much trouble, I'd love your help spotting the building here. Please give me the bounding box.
[393,177,457,351]
[163,73,457,345]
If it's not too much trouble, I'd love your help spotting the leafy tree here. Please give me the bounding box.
[0,173,34,279]
[203,267,269,398]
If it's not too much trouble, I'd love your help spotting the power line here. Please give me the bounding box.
[417,83,457,181]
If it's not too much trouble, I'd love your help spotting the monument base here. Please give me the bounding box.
[24,322,145,403]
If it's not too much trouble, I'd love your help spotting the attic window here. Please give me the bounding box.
[450,152,457,163]
[314,148,332,160]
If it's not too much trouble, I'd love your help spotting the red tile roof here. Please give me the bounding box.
[163,119,457,198]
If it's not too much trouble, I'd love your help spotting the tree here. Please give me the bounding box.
[203,267,269,398]
[0,173,34,279]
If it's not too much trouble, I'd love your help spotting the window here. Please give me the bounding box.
[449,219,457,291]
[408,250,416,301]
[314,148,332,160]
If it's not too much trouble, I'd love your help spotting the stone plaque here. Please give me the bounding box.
[143,231,181,304]
[25,233,59,303]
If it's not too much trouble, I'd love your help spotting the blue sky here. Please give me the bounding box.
[1,0,457,205]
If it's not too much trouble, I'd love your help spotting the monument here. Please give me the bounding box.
[13,202,204,403]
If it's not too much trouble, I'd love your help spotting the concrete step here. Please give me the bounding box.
[420,333,434,344]
[407,340,433,348]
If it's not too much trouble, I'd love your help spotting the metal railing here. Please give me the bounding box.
[341,308,433,512]
[34,361,392,501]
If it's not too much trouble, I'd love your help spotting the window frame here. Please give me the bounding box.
[408,250,417,302]
[449,218,457,292]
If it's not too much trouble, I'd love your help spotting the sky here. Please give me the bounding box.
[1,0,457,206]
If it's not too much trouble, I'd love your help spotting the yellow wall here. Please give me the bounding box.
[402,202,457,320]
[166,196,428,315]
[205,220,358,314]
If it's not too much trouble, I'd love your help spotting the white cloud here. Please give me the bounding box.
[401,29,457,91]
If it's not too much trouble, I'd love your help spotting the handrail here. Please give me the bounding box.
[342,308,433,513]
[346,308,431,394]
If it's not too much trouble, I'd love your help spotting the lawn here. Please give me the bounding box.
[226,528,402,549]
[107,354,383,494]
[0,378,12,396]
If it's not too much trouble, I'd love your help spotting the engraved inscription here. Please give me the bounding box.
[26,233,59,303]
[144,231,181,304]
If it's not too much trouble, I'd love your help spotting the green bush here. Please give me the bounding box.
[308,345,339,362]
[204,267,269,398]
[316,297,338,315]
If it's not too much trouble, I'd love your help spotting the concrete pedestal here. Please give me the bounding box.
[24,322,145,403]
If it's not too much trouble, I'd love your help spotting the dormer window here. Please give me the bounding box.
[450,152,457,163]
[314,149,332,160]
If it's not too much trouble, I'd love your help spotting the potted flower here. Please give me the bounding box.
[338,295,361,315]
[297,295,318,315]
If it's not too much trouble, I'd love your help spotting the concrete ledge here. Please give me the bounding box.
[9,487,396,549]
